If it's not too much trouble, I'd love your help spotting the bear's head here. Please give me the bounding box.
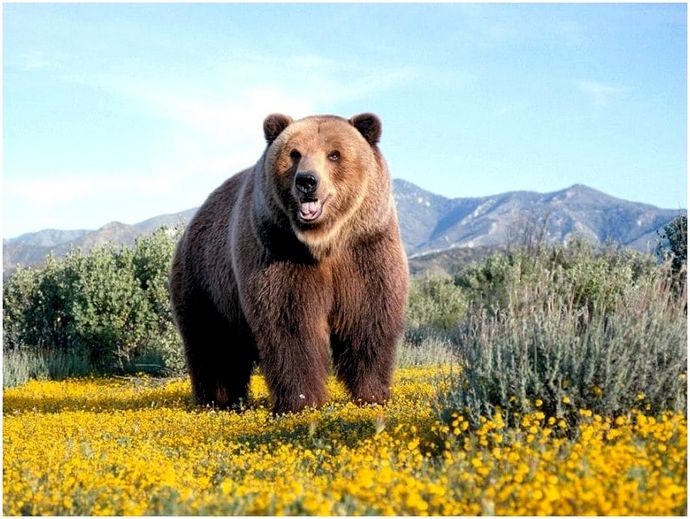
[261,113,388,252]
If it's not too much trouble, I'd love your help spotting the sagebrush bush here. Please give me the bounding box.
[3,228,184,384]
[3,347,94,387]
[439,241,686,427]
[405,274,467,342]
[455,238,658,315]
[396,336,456,367]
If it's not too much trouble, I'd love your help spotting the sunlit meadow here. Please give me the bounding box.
[3,366,686,516]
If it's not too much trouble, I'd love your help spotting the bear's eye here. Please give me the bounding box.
[289,149,301,162]
[328,150,341,162]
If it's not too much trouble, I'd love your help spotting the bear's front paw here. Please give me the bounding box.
[351,386,391,407]
[272,391,327,415]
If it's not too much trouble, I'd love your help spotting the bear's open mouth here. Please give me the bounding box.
[299,200,323,222]
[297,195,330,224]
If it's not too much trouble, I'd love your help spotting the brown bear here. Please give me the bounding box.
[169,113,408,414]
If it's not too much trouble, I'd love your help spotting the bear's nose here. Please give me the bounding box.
[294,172,319,195]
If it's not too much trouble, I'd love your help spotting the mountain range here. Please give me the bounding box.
[3,180,684,274]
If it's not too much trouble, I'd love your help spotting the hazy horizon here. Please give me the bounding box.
[5,178,685,241]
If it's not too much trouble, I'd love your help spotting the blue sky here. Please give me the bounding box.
[3,3,687,238]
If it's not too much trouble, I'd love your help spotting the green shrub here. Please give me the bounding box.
[455,239,658,317]
[131,229,186,374]
[396,336,457,367]
[3,228,184,384]
[405,274,467,342]
[3,347,93,387]
[656,215,687,296]
[439,242,686,428]
[656,214,687,273]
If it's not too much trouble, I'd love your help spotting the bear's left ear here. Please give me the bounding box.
[263,114,293,144]
[350,113,382,146]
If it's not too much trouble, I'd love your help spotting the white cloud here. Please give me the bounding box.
[22,52,55,70]
[87,53,415,191]
[577,80,624,107]
[7,50,67,72]
[5,53,417,236]
[5,167,211,236]
[98,56,415,123]
[6,177,93,205]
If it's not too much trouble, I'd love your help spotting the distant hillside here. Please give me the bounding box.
[131,208,198,235]
[407,246,499,277]
[394,180,681,256]
[3,180,684,274]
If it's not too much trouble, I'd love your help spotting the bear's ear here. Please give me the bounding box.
[263,114,293,144]
[350,113,382,146]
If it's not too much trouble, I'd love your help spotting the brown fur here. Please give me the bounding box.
[169,113,408,414]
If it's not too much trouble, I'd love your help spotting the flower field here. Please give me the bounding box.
[3,366,687,516]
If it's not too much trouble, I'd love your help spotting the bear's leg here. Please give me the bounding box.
[331,325,399,406]
[242,268,332,414]
[257,317,331,414]
[177,295,257,410]
[330,248,407,406]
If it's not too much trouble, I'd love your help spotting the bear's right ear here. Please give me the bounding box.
[263,114,293,144]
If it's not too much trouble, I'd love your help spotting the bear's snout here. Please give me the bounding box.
[294,170,328,223]
[294,171,319,195]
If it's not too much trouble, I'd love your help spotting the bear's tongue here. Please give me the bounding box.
[299,201,321,221]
